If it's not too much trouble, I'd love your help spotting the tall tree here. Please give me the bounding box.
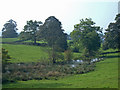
[38,16,68,51]
[2,19,18,38]
[103,14,120,50]
[71,18,102,59]
[21,20,42,44]
[38,16,67,63]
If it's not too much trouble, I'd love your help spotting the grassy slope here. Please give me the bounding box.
[3,53,118,88]
[2,44,81,63]
[2,44,48,63]
[2,38,47,44]
[2,38,19,42]
[2,38,118,88]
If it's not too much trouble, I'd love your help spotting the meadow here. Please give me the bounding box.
[2,38,119,88]
[2,38,19,42]
[3,53,118,88]
[2,44,49,63]
[2,44,81,63]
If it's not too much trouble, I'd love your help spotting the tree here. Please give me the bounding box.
[38,16,68,51]
[19,31,31,40]
[2,48,11,73]
[2,19,18,38]
[38,16,68,63]
[70,18,102,59]
[103,14,120,50]
[64,50,73,63]
[21,20,42,44]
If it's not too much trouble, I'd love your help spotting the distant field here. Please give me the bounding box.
[2,38,19,42]
[3,51,118,88]
[24,40,47,44]
[2,43,82,63]
[2,44,49,63]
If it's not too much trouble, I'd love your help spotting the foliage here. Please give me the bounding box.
[103,14,120,50]
[2,19,18,38]
[47,47,64,64]
[64,50,73,62]
[19,31,31,40]
[38,16,68,51]
[37,16,68,63]
[2,61,95,83]
[70,18,102,59]
[20,20,42,44]
[2,48,11,73]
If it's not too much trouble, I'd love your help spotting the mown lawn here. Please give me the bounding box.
[2,44,49,63]
[3,52,118,88]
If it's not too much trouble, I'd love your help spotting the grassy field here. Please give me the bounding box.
[24,40,47,44]
[3,53,118,88]
[2,38,19,42]
[2,37,48,44]
[2,44,81,63]
[2,44,49,63]
[2,38,119,88]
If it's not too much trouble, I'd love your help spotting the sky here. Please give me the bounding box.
[0,0,119,35]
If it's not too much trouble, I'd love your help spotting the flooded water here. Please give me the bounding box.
[70,58,103,67]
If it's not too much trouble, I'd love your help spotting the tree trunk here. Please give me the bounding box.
[34,36,36,45]
[52,45,56,64]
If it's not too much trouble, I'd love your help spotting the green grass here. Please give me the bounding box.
[2,44,49,63]
[2,44,81,63]
[73,52,82,59]
[67,40,73,43]
[2,40,118,88]
[102,48,119,53]
[2,38,19,42]
[24,40,47,44]
[3,52,118,88]
[2,38,48,44]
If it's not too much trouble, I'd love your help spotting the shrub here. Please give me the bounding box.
[2,61,95,83]
[55,59,64,64]
[2,48,11,73]
[64,50,73,63]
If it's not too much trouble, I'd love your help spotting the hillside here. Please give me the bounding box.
[3,50,118,88]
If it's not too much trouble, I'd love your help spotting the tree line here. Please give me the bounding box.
[2,14,120,62]
[2,16,68,51]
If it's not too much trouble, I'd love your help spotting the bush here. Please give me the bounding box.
[48,48,64,64]
[64,50,73,63]
[2,48,11,73]
[55,59,64,64]
[47,71,60,77]
[2,61,95,83]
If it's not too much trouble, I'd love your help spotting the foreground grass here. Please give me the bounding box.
[2,44,49,63]
[3,54,118,88]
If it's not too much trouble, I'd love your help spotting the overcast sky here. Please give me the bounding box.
[0,0,119,34]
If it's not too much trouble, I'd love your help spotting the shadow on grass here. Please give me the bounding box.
[101,51,120,55]
[101,55,120,58]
